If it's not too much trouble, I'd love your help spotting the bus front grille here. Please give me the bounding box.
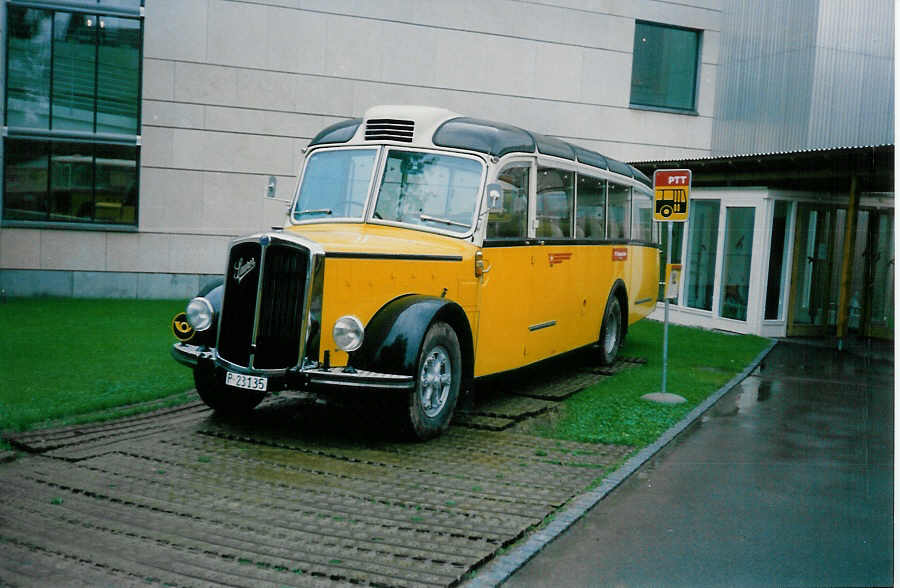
[365,118,414,142]
[217,241,309,370]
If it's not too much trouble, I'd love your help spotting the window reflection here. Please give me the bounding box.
[7,8,52,129]
[4,5,142,225]
[607,183,631,239]
[375,150,483,234]
[720,207,755,320]
[487,162,529,240]
[631,190,653,241]
[576,174,606,240]
[50,143,94,221]
[536,167,573,239]
[4,139,137,225]
[97,16,141,134]
[4,140,49,221]
[685,200,720,311]
[52,12,97,132]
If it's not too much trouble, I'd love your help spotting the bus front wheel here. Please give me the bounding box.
[405,321,462,440]
[598,295,623,365]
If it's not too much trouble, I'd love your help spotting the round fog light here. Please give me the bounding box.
[333,315,364,352]
[186,297,214,332]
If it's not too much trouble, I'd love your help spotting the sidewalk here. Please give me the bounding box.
[503,341,894,587]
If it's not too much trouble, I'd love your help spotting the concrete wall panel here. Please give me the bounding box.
[73,271,139,298]
[0,270,73,297]
[40,231,106,271]
[0,228,41,269]
[138,273,201,299]
[144,0,207,62]
[142,59,175,101]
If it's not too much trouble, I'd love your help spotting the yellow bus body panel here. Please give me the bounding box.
[286,223,479,367]
[286,223,658,376]
[475,243,658,376]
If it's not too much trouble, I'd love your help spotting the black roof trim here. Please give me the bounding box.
[431,116,649,186]
[433,117,535,157]
[534,133,575,160]
[309,118,362,146]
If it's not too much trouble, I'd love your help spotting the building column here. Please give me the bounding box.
[835,175,859,348]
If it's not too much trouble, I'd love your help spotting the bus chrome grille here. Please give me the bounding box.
[254,244,308,369]
[365,118,414,142]
[217,240,309,370]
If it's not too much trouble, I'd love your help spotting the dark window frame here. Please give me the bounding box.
[2,0,143,228]
[630,20,702,114]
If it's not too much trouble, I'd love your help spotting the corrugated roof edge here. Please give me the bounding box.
[630,143,894,166]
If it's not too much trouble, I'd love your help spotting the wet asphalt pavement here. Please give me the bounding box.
[505,341,894,587]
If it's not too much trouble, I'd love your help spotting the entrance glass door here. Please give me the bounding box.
[865,211,894,339]
[788,204,838,336]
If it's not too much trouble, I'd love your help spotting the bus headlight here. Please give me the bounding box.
[186,297,214,332]
[333,315,364,352]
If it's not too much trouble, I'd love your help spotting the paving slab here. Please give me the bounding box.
[0,354,642,587]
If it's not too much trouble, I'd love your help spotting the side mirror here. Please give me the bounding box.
[265,175,291,205]
[486,183,504,213]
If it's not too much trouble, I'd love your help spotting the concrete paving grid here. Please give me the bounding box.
[1,354,657,587]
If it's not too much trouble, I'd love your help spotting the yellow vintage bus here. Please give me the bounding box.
[172,106,660,439]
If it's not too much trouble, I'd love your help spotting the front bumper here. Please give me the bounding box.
[171,342,414,391]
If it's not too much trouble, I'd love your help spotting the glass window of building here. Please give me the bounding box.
[536,167,574,239]
[630,21,701,112]
[684,200,720,310]
[3,2,143,226]
[575,174,606,240]
[719,207,756,321]
[487,162,530,240]
[764,201,791,320]
[607,182,631,240]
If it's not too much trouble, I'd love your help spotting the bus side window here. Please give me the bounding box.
[576,174,606,240]
[632,189,653,241]
[536,167,574,239]
[607,182,631,240]
[487,162,529,240]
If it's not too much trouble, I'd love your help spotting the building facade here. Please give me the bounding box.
[0,0,893,342]
[0,0,722,298]
[634,0,894,341]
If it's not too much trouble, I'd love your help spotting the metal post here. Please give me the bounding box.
[662,222,672,395]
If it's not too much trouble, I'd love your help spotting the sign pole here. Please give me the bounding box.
[662,221,672,395]
[651,168,690,402]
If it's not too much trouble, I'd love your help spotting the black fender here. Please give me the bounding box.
[603,278,629,340]
[350,294,474,383]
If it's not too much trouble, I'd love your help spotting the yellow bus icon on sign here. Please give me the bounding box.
[655,187,688,219]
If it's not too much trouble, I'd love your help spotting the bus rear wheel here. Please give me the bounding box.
[659,204,673,218]
[598,295,623,365]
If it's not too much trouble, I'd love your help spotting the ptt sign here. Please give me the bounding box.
[653,169,691,222]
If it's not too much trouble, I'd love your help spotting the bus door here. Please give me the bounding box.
[527,165,580,362]
[475,160,534,376]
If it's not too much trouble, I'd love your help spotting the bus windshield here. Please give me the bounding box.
[373,150,484,234]
[292,148,377,221]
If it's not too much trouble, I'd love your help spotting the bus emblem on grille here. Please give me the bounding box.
[232,257,257,283]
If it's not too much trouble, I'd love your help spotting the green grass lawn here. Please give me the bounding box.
[0,298,193,435]
[529,320,772,447]
[0,298,771,458]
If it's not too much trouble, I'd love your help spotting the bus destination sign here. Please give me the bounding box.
[653,169,691,222]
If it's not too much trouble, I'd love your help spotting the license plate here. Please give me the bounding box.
[225,371,268,392]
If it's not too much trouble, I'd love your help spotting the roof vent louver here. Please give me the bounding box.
[365,119,414,143]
